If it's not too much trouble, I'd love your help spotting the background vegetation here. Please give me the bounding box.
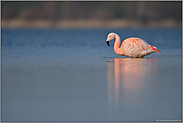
[1,1,182,28]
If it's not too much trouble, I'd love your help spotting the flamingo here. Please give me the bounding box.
[106,32,161,58]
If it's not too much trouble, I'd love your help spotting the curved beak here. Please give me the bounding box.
[106,41,110,46]
[106,37,111,46]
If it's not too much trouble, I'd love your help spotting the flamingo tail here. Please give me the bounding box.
[150,45,161,53]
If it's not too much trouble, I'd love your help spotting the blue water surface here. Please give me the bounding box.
[1,28,182,122]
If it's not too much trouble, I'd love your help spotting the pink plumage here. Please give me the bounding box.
[106,32,161,58]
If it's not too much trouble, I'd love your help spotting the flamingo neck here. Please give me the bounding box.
[114,34,125,55]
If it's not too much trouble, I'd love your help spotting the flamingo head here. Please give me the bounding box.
[106,33,116,46]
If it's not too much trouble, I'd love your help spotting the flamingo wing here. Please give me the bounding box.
[122,38,153,57]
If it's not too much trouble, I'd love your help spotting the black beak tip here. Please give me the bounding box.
[106,41,110,46]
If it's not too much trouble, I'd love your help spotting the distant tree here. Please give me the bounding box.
[1,1,182,22]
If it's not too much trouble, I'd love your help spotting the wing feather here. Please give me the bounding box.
[122,38,152,57]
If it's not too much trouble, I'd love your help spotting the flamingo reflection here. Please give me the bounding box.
[107,58,157,116]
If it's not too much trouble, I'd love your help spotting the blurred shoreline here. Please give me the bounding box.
[1,19,181,29]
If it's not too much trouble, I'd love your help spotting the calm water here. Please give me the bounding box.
[1,28,182,122]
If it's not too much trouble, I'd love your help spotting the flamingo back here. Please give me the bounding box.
[121,38,154,58]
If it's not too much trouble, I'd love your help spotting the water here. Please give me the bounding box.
[1,28,182,122]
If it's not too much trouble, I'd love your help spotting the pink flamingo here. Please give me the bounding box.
[106,32,161,58]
